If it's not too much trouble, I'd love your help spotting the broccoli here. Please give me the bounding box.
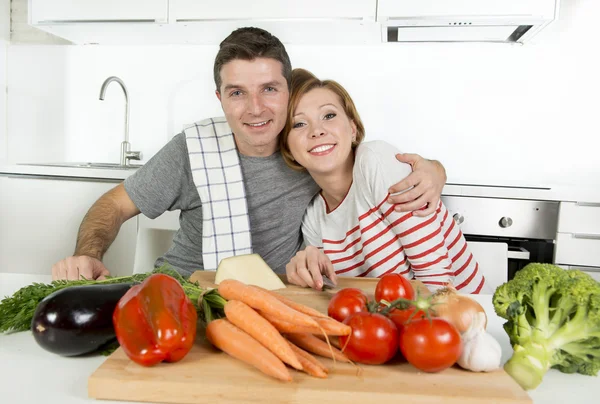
[492,263,600,390]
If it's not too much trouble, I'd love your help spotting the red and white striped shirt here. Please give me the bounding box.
[301,141,487,294]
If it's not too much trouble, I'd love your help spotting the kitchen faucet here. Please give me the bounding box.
[99,76,142,166]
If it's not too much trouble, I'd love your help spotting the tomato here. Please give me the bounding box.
[388,306,427,330]
[339,311,399,365]
[399,318,462,373]
[327,288,369,323]
[375,273,415,304]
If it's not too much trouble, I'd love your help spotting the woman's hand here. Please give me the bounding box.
[387,153,447,217]
[286,246,337,290]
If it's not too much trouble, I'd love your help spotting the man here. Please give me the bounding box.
[51,27,447,290]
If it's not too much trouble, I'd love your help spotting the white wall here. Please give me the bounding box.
[0,0,9,163]
[5,0,600,189]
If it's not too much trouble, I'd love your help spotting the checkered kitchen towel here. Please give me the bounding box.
[184,117,253,271]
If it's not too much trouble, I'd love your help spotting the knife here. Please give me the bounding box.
[321,275,337,291]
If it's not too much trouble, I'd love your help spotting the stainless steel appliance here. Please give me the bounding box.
[441,195,559,281]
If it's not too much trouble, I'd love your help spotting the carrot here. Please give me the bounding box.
[218,280,320,329]
[287,341,328,379]
[260,311,350,337]
[254,286,328,318]
[287,341,329,374]
[312,316,352,336]
[286,333,351,363]
[261,312,323,334]
[315,334,342,349]
[205,319,292,382]
[253,285,350,334]
[224,300,302,370]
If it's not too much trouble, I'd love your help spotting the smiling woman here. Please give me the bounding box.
[287,87,358,184]
[280,68,487,294]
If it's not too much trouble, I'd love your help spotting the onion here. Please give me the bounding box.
[431,284,487,333]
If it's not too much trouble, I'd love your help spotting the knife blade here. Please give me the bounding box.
[321,275,337,290]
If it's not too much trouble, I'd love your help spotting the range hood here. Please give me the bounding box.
[379,0,560,44]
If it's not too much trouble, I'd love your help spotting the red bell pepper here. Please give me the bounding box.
[112,273,197,367]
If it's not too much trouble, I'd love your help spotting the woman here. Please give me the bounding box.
[280,68,487,294]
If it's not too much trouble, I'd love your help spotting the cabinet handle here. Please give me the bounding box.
[576,202,600,207]
[563,265,600,272]
[572,234,600,241]
[37,19,157,23]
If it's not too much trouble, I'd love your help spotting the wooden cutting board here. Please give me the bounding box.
[88,271,531,404]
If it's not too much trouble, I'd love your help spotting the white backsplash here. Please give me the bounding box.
[4,0,600,189]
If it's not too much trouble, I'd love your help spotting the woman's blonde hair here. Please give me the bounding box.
[280,68,365,171]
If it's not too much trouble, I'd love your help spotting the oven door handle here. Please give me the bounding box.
[507,247,530,260]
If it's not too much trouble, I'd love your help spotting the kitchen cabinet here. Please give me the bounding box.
[169,0,376,21]
[554,201,600,282]
[27,0,380,45]
[0,175,137,277]
[132,211,179,275]
[29,0,169,23]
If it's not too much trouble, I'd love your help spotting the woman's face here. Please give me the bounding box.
[288,88,357,175]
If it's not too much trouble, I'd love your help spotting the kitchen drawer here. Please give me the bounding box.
[557,202,600,235]
[557,265,600,283]
[554,232,600,268]
[578,267,600,283]
[0,175,137,277]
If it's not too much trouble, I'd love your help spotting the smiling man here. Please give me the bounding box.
[216,58,289,156]
[50,27,448,290]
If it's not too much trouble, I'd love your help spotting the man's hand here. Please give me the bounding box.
[387,153,447,217]
[51,256,110,281]
[286,246,337,290]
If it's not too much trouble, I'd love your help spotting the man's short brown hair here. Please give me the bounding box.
[213,27,292,92]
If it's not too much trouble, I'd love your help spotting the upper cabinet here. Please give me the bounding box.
[170,0,379,45]
[28,0,380,45]
[169,0,375,21]
[27,0,558,45]
[30,0,169,23]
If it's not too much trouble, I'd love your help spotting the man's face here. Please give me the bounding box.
[216,58,289,157]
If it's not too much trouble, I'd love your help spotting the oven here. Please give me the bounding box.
[441,195,559,281]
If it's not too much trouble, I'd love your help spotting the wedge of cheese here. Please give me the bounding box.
[214,254,286,290]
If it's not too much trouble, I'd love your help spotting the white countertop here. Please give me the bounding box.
[0,272,598,404]
[2,163,599,202]
[0,163,140,181]
[442,182,600,204]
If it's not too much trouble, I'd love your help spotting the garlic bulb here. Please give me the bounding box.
[457,312,502,372]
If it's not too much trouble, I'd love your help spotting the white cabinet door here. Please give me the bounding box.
[0,175,137,277]
[557,202,600,235]
[170,0,376,21]
[554,233,600,268]
[30,0,168,23]
[132,212,179,275]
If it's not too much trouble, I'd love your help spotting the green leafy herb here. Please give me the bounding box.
[0,265,222,334]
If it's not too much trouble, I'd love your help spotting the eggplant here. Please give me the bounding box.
[30,282,133,356]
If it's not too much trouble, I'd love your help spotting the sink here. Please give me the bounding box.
[20,162,144,170]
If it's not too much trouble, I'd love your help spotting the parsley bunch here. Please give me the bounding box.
[0,266,209,333]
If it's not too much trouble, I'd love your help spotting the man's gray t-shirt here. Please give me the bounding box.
[124,133,320,277]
